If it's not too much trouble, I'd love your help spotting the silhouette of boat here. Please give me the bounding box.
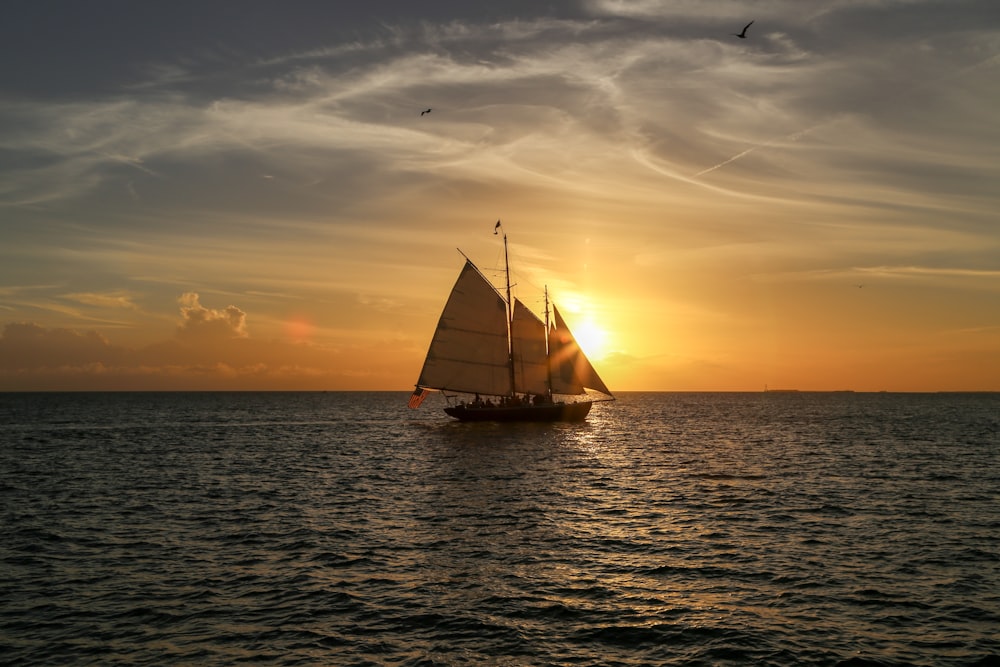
[409,229,613,422]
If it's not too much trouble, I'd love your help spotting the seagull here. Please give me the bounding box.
[420,108,432,116]
[732,20,753,39]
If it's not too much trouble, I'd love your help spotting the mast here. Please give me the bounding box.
[503,232,516,398]
[544,285,553,397]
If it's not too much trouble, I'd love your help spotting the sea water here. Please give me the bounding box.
[1,391,998,666]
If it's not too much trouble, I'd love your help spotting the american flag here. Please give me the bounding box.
[408,387,429,409]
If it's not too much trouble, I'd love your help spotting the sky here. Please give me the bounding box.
[1,0,999,392]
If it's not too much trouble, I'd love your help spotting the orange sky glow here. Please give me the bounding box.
[1,2,998,392]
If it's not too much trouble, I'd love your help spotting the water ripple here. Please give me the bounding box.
[1,391,998,665]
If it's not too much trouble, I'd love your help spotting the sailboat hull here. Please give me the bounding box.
[444,401,593,422]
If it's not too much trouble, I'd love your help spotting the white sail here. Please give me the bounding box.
[548,304,613,396]
[511,298,549,396]
[416,260,512,396]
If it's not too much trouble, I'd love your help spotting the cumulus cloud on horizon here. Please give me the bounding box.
[176,292,248,342]
[0,293,369,390]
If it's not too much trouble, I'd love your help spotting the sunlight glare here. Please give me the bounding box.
[574,319,609,359]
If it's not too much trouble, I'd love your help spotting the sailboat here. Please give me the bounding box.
[409,230,614,422]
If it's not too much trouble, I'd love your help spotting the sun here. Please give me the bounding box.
[284,316,315,342]
[573,319,609,359]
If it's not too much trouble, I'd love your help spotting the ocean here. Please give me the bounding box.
[1,391,997,666]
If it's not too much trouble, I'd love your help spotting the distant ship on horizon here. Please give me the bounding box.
[764,386,855,393]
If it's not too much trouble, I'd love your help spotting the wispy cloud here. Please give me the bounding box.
[63,291,140,309]
[857,266,1000,282]
[3,6,995,217]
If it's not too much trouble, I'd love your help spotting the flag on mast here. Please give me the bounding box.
[494,220,501,235]
[408,387,430,409]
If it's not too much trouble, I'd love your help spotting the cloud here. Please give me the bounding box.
[3,4,995,226]
[0,322,124,370]
[0,292,424,390]
[856,266,1000,285]
[64,291,139,310]
[176,292,247,341]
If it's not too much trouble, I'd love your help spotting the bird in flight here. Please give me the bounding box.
[732,21,753,38]
[420,108,432,116]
